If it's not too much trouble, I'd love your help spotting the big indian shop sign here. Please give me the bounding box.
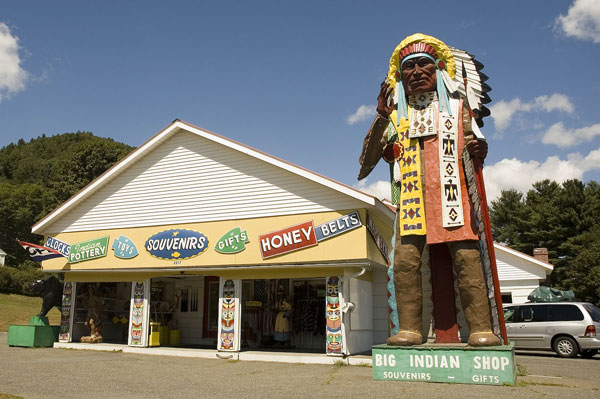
[372,345,515,386]
[145,229,209,260]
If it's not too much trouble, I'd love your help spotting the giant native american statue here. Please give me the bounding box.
[358,33,505,347]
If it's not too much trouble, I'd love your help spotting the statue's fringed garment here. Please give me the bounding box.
[387,93,475,244]
[387,109,426,236]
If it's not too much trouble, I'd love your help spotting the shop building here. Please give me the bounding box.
[34,120,395,357]
[495,244,553,304]
[34,120,553,359]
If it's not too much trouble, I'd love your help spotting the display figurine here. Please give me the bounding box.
[274,290,292,347]
[31,276,63,317]
[81,284,104,343]
[81,318,103,343]
[358,33,504,347]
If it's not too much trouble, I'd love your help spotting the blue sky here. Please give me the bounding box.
[1,0,599,201]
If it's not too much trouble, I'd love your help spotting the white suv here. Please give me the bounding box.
[503,302,600,358]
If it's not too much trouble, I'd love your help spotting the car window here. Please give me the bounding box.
[503,306,517,322]
[519,305,549,322]
[549,304,584,321]
[583,304,600,322]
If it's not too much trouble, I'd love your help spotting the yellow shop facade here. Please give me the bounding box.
[33,120,394,356]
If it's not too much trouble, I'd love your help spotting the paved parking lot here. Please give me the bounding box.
[1,333,598,398]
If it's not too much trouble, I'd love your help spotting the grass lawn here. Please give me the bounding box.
[0,293,61,331]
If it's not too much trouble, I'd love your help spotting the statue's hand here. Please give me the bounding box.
[466,139,488,160]
[376,81,394,118]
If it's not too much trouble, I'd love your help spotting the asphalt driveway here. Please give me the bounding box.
[1,333,598,398]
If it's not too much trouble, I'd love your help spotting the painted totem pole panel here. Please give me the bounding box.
[58,282,76,342]
[129,280,150,347]
[217,278,241,351]
[326,276,345,355]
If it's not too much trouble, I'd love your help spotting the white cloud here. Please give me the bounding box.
[533,94,575,113]
[489,93,574,131]
[0,22,28,102]
[347,104,376,125]
[483,148,600,200]
[556,0,600,43]
[541,122,600,148]
[354,179,391,201]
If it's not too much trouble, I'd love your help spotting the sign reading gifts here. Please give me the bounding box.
[215,227,250,254]
[259,221,317,259]
[68,236,110,263]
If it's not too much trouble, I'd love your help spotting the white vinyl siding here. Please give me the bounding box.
[496,256,548,281]
[46,131,364,233]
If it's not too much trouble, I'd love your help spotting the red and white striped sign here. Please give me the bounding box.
[259,221,317,259]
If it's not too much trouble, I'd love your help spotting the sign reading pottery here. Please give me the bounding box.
[259,221,317,259]
[215,227,250,254]
[45,236,70,257]
[68,236,109,263]
[145,229,209,260]
[111,235,139,259]
[372,344,515,385]
[315,211,362,242]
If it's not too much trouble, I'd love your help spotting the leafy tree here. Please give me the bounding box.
[490,179,600,305]
[0,132,133,276]
[0,183,56,267]
[563,225,600,307]
[490,189,529,250]
[51,138,132,202]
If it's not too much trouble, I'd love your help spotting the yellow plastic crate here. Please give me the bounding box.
[169,329,181,346]
[149,322,160,347]
[159,325,170,346]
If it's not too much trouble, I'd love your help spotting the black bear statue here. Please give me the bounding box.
[31,276,63,317]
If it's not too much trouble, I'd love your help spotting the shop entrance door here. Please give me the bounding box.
[202,276,220,339]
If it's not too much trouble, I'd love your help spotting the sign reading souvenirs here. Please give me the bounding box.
[315,211,362,242]
[45,236,70,257]
[372,345,515,385]
[215,227,250,254]
[259,221,317,259]
[111,235,139,259]
[68,236,110,264]
[145,229,209,260]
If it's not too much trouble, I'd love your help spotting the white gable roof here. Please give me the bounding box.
[33,120,393,234]
[494,243,553,282]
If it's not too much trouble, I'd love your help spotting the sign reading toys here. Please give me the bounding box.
[112,235,139,259]
[145,229,209,260]
[68,236,110,263]
[259,221,317,259]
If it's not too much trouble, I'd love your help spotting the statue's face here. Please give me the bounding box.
[401,56,437,95]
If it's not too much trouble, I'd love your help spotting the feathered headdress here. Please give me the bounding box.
[387,33,491,130]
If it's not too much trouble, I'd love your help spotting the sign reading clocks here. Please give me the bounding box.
[145,229,209,260]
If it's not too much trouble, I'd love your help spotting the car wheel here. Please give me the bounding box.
[553,336,578,358]
[581,349,598,359]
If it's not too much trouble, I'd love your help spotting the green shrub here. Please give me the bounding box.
[0,266,47,295]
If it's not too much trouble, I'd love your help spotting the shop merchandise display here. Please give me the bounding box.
[73,282,131,344]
